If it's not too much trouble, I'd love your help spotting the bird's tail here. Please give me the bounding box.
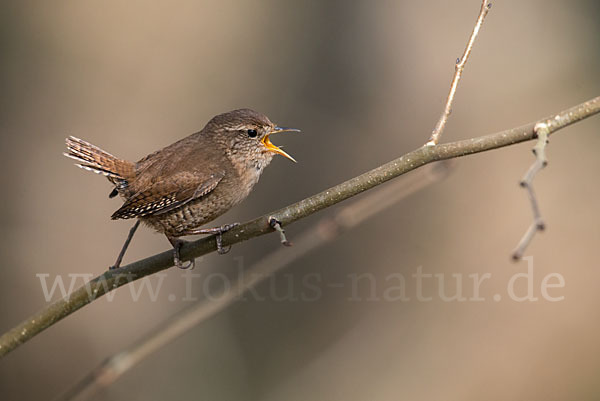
[64,136,135,182]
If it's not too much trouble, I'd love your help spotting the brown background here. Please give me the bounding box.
[1,1,599,400]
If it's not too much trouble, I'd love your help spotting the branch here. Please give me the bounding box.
[56,162,452,401]
[512,122,549,260]
[0,96,599,358]
[426,0,492,146]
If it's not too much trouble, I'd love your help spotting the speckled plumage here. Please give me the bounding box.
[65,109,297,266]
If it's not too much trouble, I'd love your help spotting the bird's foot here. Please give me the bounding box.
[167,237,194,269]
[182,223,239,255]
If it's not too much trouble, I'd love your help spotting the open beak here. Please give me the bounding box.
[262,126,300,162]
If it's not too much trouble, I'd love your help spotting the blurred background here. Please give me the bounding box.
[1,0,599,400]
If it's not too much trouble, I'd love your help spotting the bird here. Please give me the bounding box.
[64,108,299,269]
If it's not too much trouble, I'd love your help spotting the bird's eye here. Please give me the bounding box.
[247,129,258,138]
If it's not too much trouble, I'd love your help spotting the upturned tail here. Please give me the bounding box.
[64,136,135,186]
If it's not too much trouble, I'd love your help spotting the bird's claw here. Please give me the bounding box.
[215,223,238,254]
[170,238,195,269]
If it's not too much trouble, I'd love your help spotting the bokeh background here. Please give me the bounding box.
[1,1,599,400]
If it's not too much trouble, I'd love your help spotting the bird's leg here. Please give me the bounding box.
[167,236,194,269]
[110,220,141,270]
[182,223,239,255]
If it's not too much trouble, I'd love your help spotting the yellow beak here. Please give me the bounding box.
[262,126,300,162]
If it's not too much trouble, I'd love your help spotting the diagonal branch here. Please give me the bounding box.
[426,0,492,146]
[0,96,599,358]
[55,162,452,401]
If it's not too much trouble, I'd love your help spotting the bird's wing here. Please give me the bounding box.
[111,171,224,219]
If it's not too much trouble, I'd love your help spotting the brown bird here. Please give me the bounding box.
[65,109,299,269]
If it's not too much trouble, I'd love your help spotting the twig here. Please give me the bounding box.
[511,121,550,260]
[0,96,598,358]
[268,217,292,246]
[426,0,492,146]
[55,162,452,401]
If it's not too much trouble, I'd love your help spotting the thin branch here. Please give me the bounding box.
[426,0,492,146]
[55,162,452,401]
[268,217,293,246]
[0,96,599,358]
[511,121,550,260]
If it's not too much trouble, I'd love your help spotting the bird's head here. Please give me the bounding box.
[206,109,299,169]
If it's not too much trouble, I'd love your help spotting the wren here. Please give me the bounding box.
[64,109,299,269]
